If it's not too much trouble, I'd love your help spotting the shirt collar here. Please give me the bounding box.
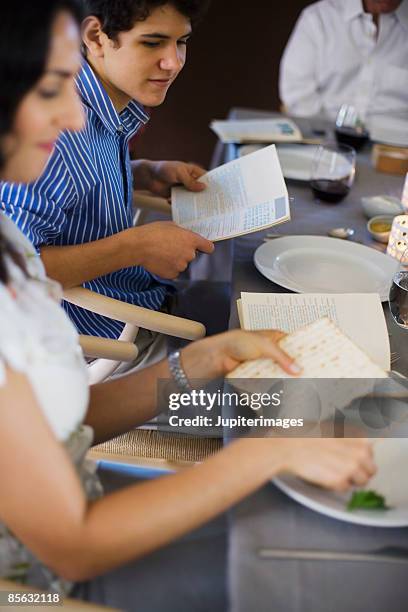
[342,0,365,22]
[76,60,149,137]
[342,0,408,27]
[396,0,408,31]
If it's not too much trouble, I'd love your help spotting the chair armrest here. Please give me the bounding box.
[64,287,206,341]
[0,578,118,610]
[133,190,171,214]
[79,335,139,361]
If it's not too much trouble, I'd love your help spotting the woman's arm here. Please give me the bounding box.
[86,330,297,444]
[1,366,375,584]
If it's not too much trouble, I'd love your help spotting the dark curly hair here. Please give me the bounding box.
[0,0,83,284]
[82,0,211,39]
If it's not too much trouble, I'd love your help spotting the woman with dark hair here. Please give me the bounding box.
[0,2,375,609]
[0,0,84,283]
[0,1,84,180]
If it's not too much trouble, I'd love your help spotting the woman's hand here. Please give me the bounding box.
[276,438,376,491]
[181,329,301,380]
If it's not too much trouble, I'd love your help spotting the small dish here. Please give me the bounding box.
[367,215,394,243]
[361,195,404,219]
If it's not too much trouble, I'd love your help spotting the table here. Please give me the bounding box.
[225,109,408,612]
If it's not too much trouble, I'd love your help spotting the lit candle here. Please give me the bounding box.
[402,173,408,213]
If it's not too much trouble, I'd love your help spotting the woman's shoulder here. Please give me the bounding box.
[0,215,74,384]
[0,213,46,279]
[0,281,32,385]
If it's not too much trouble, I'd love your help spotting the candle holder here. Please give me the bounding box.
[387,215,408,262]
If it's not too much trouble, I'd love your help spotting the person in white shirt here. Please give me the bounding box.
[279,0,408,120]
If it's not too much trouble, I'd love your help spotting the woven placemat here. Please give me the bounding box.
[92,429,223,463]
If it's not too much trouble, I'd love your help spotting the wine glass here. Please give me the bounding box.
[389,246,408,329]
[335,104,370,151]
[310,143,356,204]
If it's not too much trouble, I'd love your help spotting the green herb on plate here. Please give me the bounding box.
[347,490,389,511]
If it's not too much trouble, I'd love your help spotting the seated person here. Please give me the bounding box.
[0,3,375,609]
[279,0,408,119]
[0,0,214,366]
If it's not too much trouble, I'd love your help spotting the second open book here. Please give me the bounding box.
[171,144,290,241]
[228,293,389,379]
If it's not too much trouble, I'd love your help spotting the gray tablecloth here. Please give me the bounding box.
[229,486,408,612]
[226,109,408,612]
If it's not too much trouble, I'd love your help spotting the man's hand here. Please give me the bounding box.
[133,160,206,198]
[124,221,214,279]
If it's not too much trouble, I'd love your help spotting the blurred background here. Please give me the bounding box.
[134,0,314,167]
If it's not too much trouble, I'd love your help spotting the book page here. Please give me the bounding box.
[171,145,290,241]
[240,293,390,370]
[227,318,388,380]
[210,119,302,144]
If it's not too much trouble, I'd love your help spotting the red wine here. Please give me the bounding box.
[389,271,408,328]
[335,127,369,151]
[310,179,350,203]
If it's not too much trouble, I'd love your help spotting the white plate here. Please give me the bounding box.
[276,144,319,181]
[240,144,315,181]
[368,115,408,148]
[274,440,408,527]
[254,236,398,301]
[239,144,266,159]
[240,144,352,182]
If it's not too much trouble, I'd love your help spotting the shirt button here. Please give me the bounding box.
[117,125,124,134]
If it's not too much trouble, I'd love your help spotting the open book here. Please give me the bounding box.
[210,118,302,144]
[231,292,390,378]
[171,145,290,242]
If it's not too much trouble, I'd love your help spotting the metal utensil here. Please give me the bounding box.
[328,227,355,239]
[257,546,408,564]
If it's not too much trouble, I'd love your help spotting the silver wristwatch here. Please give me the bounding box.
[168,350,192,393]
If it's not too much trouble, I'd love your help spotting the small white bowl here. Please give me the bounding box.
[367,215,394,243]
[361,195,403,219]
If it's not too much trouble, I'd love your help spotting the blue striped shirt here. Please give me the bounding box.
[0,60,168,339]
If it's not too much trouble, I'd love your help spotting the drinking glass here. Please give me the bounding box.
[335,104,370,151]
[310,143,356,203]
[389,246,408,329]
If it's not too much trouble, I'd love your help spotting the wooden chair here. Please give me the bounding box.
[74,294,222,469]
[75,298,222,468]
[66,286,206,384]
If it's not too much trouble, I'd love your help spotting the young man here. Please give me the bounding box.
[0,0,213,347]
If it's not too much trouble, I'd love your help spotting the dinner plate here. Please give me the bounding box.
[276,144,319,181]
[254,236,398,301]
[240,144,352,182]
[368,115,408,148]
[274,439,408,527]
[240,144,316,181]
